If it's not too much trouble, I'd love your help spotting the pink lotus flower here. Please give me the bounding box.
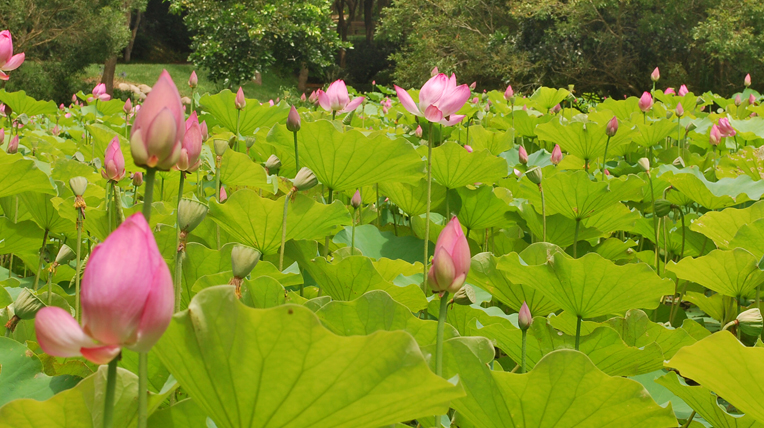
[268,99,274,107]
[550,144,563,165]
[317,80,364,114]
[431,67,439,76]
[219,185,228,202]
[428,216,470,294]
[394,73,471,126]
[665,88,676,95]
[235,87,246,109]
[92,83,111,102]
[469,81,477,91]
[415,125,423,138]
[123,98,132,115]
[130,70,184,170]
[678,85,689,96]
[750,94,757,105]
[189,71,198,89]
[709,125,722,146]
[638,92,653,112]
[350,189,362,209]
[471,97,479,104]
[300,93,306,102]
[518,146,528,164]
[286,106,301,132]
[6,134,17,154]
[518,302,532,330]
[675,102,684,117]
[0,30,25,80]
[464,144,473,153]
[745,73,752,87]
[717,117,736,137]
[35,213,173,364]
[101,136,126,181]
[0,128,4,143]
[308,91,318,104]
[650,67,660,82]
[504,85,514,101]
[51,125,60,136]
[606,116,618,137]
[59,103,65,111]
[177,111,203,172]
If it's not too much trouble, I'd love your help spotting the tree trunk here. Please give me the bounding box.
[336,0,347,68]
[298,63,309,94]
[124,10,141,63]
[364,0,374,43]
[102,56,118,96]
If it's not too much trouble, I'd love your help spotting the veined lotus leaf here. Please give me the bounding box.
[632,119,680,148]
[440,339,677,428]
[294,120,423,191]
[479,319,664,376]
[515,202,608,248]
[667,332,764,425]
[315,290,458,347]
[529,86,570,112]
[469,251,560,316]
[219,150,270,192]
[456,186,513,230]
[380,178,447,217]
[19,191,75,235]
[464,125,513,155]
[333,224,428,264]
[595,237,637,261]
[0,363,175,428]
[717,146,764,181]
[0,153,55,198]
[86,124,139,172]
[596,96,640,120]
[730,117,764,141]
[50,158,101,184]
[94,99,126,117]
[603,309,700,359]
[208,190,350,255]
[535,120,634,163]
[658,165,764,209]
[729,218,764,258]
[498,250,673,318]
[200,89,288,135]
[682,291,737,323]
[240,276,286,309]
[666,248,764,299]
[0,218,44,254]
[428,296,516,337]
[430,142,507,189]
[372,258,423,282]
[147,399,208,428]
[0,90,57,116]
[153,285,464,428]
[656,371,764,428]
[690,200,764,248]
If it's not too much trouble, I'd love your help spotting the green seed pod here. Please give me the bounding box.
[653,199,673,217]
[264,154,281,174]
[13,288,45,320]
[178,199,208,234]
[55,244,76,266]
[452,285,476,306]
[231,245,261,279]
[69,176,88,196]
[245,136,257,149]
[213,139,228,157]
[737,308,763,337]
[525,167,543,185]
[293,167,318,191]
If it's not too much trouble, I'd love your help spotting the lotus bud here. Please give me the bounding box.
[526,167,542,185]
[415,125,423,138]
[513,168,522,178]
[300,93,306,102]
[717,118,736,137]
[471,97,479,104]
[605,116,618,137]
[200,121,209,141]
[665,87,675,95]
[750,94,756,106]
[737,308,763,336]
[219,185,227,202]
[0,128,4,143]
[286,105,301,132]
[638,157,650,172]
[178,111,203,172]
[744,73,752,88]
[709,125,722,146]
[504,85,514,102]
[518,301,532,331]
[177,199,208,235]
[638,92,653,112]
[428,217,470,294]
[101,136,126,181]
[188,71,198,89]
[651,67,660,82]
[551,144,563,165]
[131,171,143,187]
[451,285,476,306]
[654,199,673,217]
[235,87,246,110]
[264,154,281,174]
[69,176,88,196]
[685,122,697,133]
[469,82,476,91]
[123,98,132,114]
[245,136,256,150]
[518,146,528,165]
[351,189,362,209]
[735,94,742,107]
[293,167,318,191]
[464,144,473,153]
[665,110,674,120]
[678,85,689,96]
[55,244,76,266]
[7,135,18,154]
[551,103,561,114]
[214,139,228,157]
[604,169,611,176]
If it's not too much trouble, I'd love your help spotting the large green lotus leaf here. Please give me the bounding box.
[295,121,423,191]
[200,89,288,135]
[515,203,608,248]
[443,341,677,428]
[0,153,55,198]
[0,90,57,116]
[498,250,673,318]
[0,364,174,428]
[469,251,560,316]
[690,201,764,248]
[119,349,170,394]
[379,178,446,217]
[208,190,350,255]
[632,119,679,148]
[603,309,698,359]
[315,290,457,347]
[240,276,286,309]
[479,320,664,376]
[455,186,513,230]
[659,165,764,209]
[0,337,80,406]
[148,399,208,428]
[535,120,633,162]
[656,371,764,428]
[493,109,545,138]
[50,158,102,184]
[426,296,516,338]
[0,218,44,254]
[333,224,427,264]
[182,243,235,299]
[717,146,764,181]
[667,248,764,299]
[529,86,570,112]
[465,125,513,155]
[19,191,75,234]
[729,219,764,258]
[153,285,463,428]
[730,117,764,140]
[597,96,640,121]
[667,332,764,425]
[372,258,423,282]
[431,142,507,189]
[220,150,270,192]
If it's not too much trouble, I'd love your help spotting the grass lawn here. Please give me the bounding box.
[84,63,298,101]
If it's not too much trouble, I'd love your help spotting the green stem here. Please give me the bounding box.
[103,357,119,428]
[521,329,527,373]
[375,183,381,227]
[293,131,299,172]
[279,191,292,273]
[575,315,582,351]
[33,229,49,291]
[602,136,611,180]
[235,110,241,152]
[678,209,686,259]
[137,352,148,428]
[647,173,660,275]
[107,181,113,233]
[445,188,450,221]
[436,292,450,377]
[142,168,156,223]
[113,183,123,227]
[46,268,53,305]
[681,411,696,428]
[174,246,183,313]
[75,211,83,322]
[572,219,581,258]
[351,208,357,256]
[423,122,434,294]
[132,185,139,207]
[323,189,333,257]
[540,184,546,242]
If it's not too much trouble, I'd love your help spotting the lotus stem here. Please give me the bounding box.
[351,207,358,256]
[142,168,156,222]
[575,315,582,351]
[46,267,53,305]
[647,173,660,275]
[75,211,83,322]
[445,188,450,222]
[173,172,185,312]
[323,189,333,258]
[279,190,293,274]
[107,181,113,233]
[103,357,119,428]
[540,183,546,242]
[521,328,528,373]
[235,110,241,152]
[33,229,49,291]
[113,183,124,227]
[423,122,433,294]
[132,184,139,207]
[376,183,380,227]
[602,136,611,180]
[436,292,450,377]
[138,352,148,428]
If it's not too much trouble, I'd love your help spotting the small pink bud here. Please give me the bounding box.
[750,94,757,105]
[351,189,362,209]
[372,80,376,85]
[735,94,742,106]
[504,85,514,101]
[0,128,4,143]
[464,144,473,153]
[177,111,203,172]
[606,116,618,137]
[717,117,736,137]
[651,67,660,82]
[551,103,561,114]
[132,171,143,187]
[101,136,126,181]
[709,125,722,146]
[188,71,198,89]
[123,98,132,114]
[513,168,522,178]
[678,85,689,96]
[745,73,752,87]
[665,87,675,95]
[415,125,423,138]
[604,169,611,176]
[200,121,209,142]
[7,134,17,154]
[469,81,477,90]
[551,144,563,165]
[518,302,532,331]
[300,93,306,102]
[235,87,246,109]
[638,92,653,112]
[59,103,65,111]
[286,105,301,132]
[518,146,528,165]
[427,217,470,294]
[219,185,228,202]
[675,102,684,117]
[471,97,479,104]
[309,91,318,104]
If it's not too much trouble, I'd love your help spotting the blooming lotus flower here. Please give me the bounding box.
[638,92,653,112]
[606,116,618,137]
[6,134,17,154]
[189,71,198,89]
[177,111,203,172]
[0,30,25,80]
[717,118,736,137]
[235,87,246,109]
[130,70,184,170]
[518,146,528,164]
[92,83,111,102]
[464,144,473,153]
[678,85,689,96]
[428,216,470,294]
[675,102,684,117]
[550,144,563,165]
[101,136,126,182]
[665,88,675,95]
[650,67,660,82]
[504,85,514,101]
[35,213,173,364]
[317,80,364,114]
[394,73,471,126]
[745,74,752,87]
[709,125,722,146]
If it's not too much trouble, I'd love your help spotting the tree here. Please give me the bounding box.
[171,0,348,90]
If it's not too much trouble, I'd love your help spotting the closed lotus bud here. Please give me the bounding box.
[178,199,208,233]
[605,116,618,137]
[214,139,228,157]
[452,284,476,306]
[123,98,132,115]
[665,110,674,120]
[737,308,763,336]
[654,199,673,217]
[717,117,736,137]
[69,176,88,196]
[300,93,306,102]
[264,154,281,174]
[604,169,611,176]
[685,122,697,133]
[744,73,752,88]
[518,146,528,165]
[178,111,203,172]
[55,244,76,266]
[7,135,18,154]
[665,87,676,95]
[415,125,423,138]
[101,136,126,181]
[504,85,514,102]
[469,81,477,91]
[638,92,653,112]
[464,144,473,153]
[638,157,650,172]
[219,185,227,202]
[428,217,470,294]
[551,103,561,114]
[286,105,301,132]
[750,94,757,106]
[245,136,256,150]
[188,71,198,89]
[513,168,522,178]
[651,67,660,82]
[235,87,246,110]
[471,96,479,104]
[200,121,209,142]
[518,301,532,331]
[709,125,722,146]
[293,167,318,191]
[678,85,689,97]
[350,189,362,209]
[231,245,261,279]
[526,167,542,185]
[735,94,742,107]
[0,128,4,143]
[551,144,563,165]
[131,171,143,187]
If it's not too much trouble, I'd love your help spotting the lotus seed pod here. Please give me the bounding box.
[673,157,686,168]
[525,167,542,185]
[213,139,228,157]
[231,245,261,279]
[737,308,763,337]
[55,244,76,266]
[293,167,318,191]
[264,154,281,173]
[13,288,45,320]
[69,176,88,196]
[177,199,208,233]
[245,136,257,149]
[653,199,673,217]
[638,157,650,172]
[452,284,476,306]
[518,301,532,331]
